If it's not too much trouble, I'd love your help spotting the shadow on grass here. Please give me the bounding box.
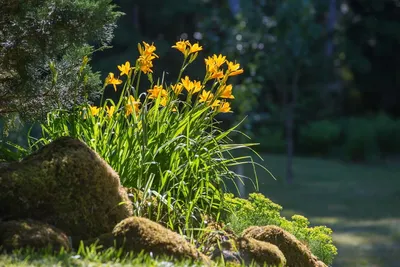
[237,153,400,267]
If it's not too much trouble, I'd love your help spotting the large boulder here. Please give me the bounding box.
[237,237,286,266]
[0,219,71,252]
[242,225,323,267]
[88,216,210,264]
[0,137,133,240]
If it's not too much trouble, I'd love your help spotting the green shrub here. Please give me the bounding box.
[256,126,286,153]
[342,117,380,161]
[372,112,400,156]
[224,193,337,265]
[299,120,341,156]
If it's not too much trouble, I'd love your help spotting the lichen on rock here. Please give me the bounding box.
[0,219,71,252]
[0,137,133,240]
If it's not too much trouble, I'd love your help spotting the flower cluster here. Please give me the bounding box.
[170,40,244,113]
[172,40,203,59]
[137,42,158,74]
[95,39,244,119]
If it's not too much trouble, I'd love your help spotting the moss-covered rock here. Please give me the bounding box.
[237,237,286,266]
[242,225,320,267]
[89,216,210,264]
[198,221,237,256]
[0,219,71,252]
[0,137,133,240]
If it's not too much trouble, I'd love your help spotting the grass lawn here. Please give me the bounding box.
[243,153,400,267]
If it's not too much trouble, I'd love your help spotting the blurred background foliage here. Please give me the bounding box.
[93,0,400,168]
[2,0,400,166]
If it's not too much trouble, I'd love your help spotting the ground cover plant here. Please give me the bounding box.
[225,193,337,265]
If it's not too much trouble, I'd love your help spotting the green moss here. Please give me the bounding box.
[237,237,286,266]
[243,225,318,267]
[0,219,71,252]
[0,137,133,240]
[91,217,210,264]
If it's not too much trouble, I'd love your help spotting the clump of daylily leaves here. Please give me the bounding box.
[29,40,262,239]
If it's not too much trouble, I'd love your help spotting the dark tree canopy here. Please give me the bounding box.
[0,0,122,126]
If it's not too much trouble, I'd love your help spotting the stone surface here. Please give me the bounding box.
[242,225,322,267]
[0,219,71,252]
[237,237,286,266]
[88,216,210,264]
[0,137,133,240]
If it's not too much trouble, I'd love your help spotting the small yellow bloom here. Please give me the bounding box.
[105,105,115,118]
[172,40,189,54]
[171,83,184,95]
[227,61,244,76]
[189,42,203,54]
[147,84,168,99]
[138,56,154,74]
[137,42,158,74]
[205,54,226,80]
[160,97,168,107]
[138,42,158,57]
[118,61,131,76]
[181,76,192,91]
[218,101,232,113]
[212,54,226,67]
[211,99,221,109]
[219,84,235,99]
[90,105,101,116]
[199,90,214,103]
[211,71,224,79]
[105,72,123,91]
[125,95,140,116]
[181,76,203,94]
[192,80,203,94]
[142,41,157,55]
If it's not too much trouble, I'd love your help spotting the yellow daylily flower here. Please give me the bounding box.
[189,42,203,54]
[192,80,203,94]
[199,90,214,103]
[90,105,100,116]
[160,97,168,107]
[211,71,224,79]
[137,42,158,74]
[125,95,140,116]
[118,61,131,76]
[105,72,123,91]
[227,61,244,76]
[211,99,221,109]
[105,105,115,118]
[172,40,190,54]
[147,84,168,99]
[212,54,226,67]
[181,76,192,91]
[142,41,157,55]
[205,54,227,80]
[181,76,203,94]
[171,83,184,95]
[218,101,232,113]
[219,84,235,99]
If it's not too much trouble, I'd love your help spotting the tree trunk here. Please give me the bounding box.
[325,0,336,57]
[285,69,300,183]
